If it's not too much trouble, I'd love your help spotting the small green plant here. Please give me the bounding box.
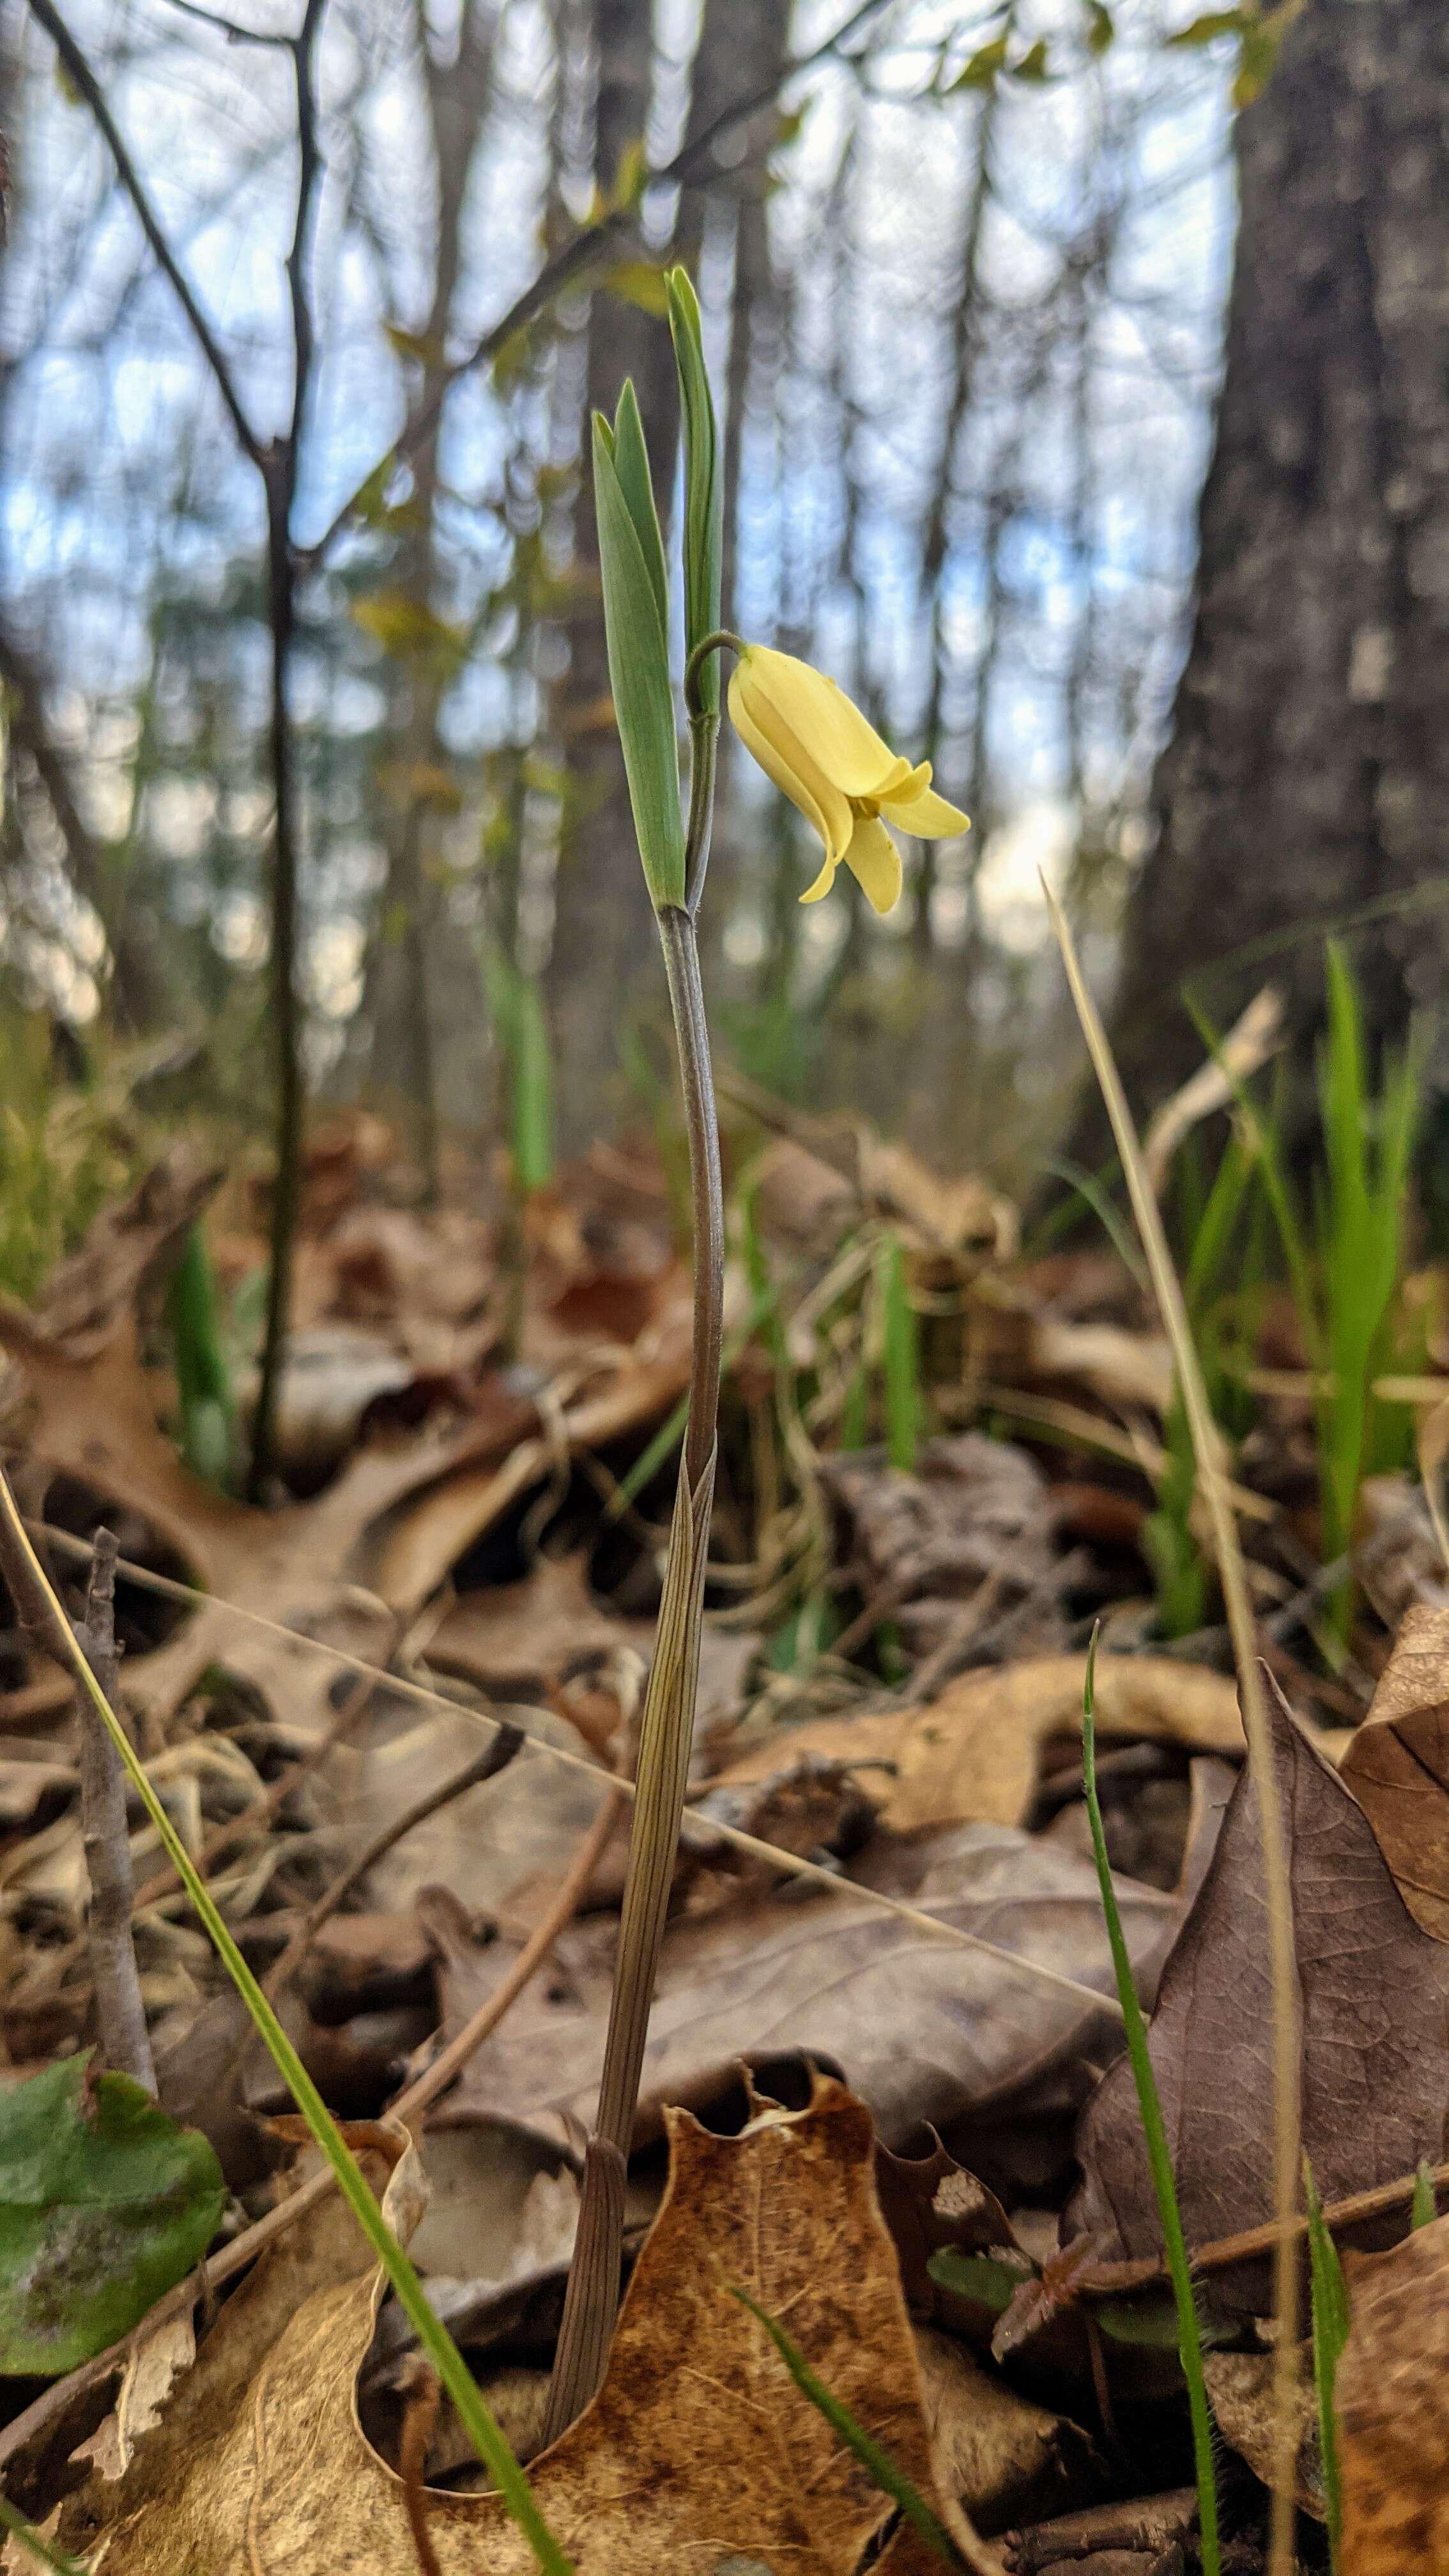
[881,1234,922,1473]
[1145,1128,1257,1639]
[1413,2158,1438,2229]
[484,946,556,1196]
[1304,2159,1349,2567]
[1198,940,1422,1633]
[167,1223,234,1486]
[1082,1632,1221,2575]
[0,1015,134,1302]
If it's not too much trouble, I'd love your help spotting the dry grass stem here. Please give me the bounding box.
[1044,880,1303,2576]
[75,1527,155,2094]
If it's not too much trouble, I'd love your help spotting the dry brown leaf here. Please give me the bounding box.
[0,1144,220,1363]
[715,1652,1244,1836]
[914,2326,1096,2533]
[820,1434,1066,1667]
[1340,1602,1449,1940]
[1200,2349,1319,2516]
[1071,1677,1449,2290]
[79,2080,962,2575]
[436,1817,1176,2148]
[1338,2212,1449,2571]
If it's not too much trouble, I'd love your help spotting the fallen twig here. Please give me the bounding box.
[75,1528,155,2094]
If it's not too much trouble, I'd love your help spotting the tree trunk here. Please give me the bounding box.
[1089,0,1449,1144]
[546,0,681,1151]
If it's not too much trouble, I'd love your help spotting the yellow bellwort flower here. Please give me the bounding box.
[726,643,969,914]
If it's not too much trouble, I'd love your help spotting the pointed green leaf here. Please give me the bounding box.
[610,380,670,643]
[667,267,723,712]
[0,2054,225,2375]
[592,415,686,911]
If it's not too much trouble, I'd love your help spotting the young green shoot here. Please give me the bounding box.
[1413,2158,1438,2230]
[730,2291,983,2572]
[1081,1630,1220,2576]
[881,1233,922,1473]
[167,1223,234,1487]
[1304,2158,1349,2567]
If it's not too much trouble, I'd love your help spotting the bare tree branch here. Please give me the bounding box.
[26,0,268,467]
[300,0,894,566]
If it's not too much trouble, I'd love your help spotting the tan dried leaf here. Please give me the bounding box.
[715,1651,1244,1834]
[85,2081,962,2575]
[1338,2213,1449,2570]
[1340,1603,1449,1940]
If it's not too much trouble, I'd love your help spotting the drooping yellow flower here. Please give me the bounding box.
[726,644,969,914]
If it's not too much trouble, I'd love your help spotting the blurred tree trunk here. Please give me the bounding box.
[1083,0,1449,1149]
[357,0,500,1176]
[546,0,678,1149]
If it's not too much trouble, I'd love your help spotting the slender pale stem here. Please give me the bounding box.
[544,713,726,2441]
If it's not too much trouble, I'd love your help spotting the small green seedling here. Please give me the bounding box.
[1305,2158,1349,2568]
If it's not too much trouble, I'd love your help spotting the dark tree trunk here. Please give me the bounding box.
[546,0,679,1149]
[1085,0,1449,1149]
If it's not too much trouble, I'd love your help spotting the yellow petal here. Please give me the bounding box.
[735,646,901,799]
[798,847,839,904]
[841,813,903,914]
[879,777,970,838]
[728,669,852,862]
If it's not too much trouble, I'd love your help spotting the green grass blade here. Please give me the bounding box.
[0,1482,573,2576]
[167,1224,233,1486]
[881,1236,921,1474]
[1305,2158,1349,2566]
[730,2290,965,2568]
[1413,2158,1438,2230]
[1081,1631,1221,2576]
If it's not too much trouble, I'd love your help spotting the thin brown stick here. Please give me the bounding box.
[259,1727,523,2005]
[1045,882,1301,2576]
[75,1529,155,2094]
[398,2359,444,2576]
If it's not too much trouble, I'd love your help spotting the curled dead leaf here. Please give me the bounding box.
[1338,2213,1449,2570]
[76,2079,963,2575]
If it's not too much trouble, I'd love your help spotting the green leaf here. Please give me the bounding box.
[599,260,672,317]
[1413,2159,1438,2230]
[609,381,670,644]
[667,268,723,712]
[0,2055,225,2376]
[1305,2159,1350,2562]
[924,2249,1033,2313]
[1166,7,1250,42]
[951,33,1008,88]
[350,587,468,670]
[592,413,685,911]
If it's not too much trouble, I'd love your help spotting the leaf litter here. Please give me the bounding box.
[3,1114,1449,2568]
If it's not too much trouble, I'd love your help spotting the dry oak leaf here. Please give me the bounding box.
[1071,1676,1449,2294]
[1337,2211,1449,2572]
[88,2079,962,2576]
[1340,1602,1449,1941]
[714,1652,1244,1836]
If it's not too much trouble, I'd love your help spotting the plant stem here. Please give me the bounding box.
[544,719,726,2441]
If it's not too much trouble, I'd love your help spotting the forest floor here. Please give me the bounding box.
[0,1065,1444,2575]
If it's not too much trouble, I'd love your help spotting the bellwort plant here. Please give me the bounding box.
[544,272,967,2436]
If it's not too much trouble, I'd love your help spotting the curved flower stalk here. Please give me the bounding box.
[546,273,970,2439]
